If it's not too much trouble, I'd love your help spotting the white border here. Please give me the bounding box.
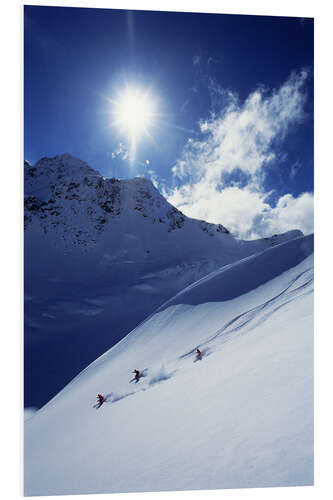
[1,1,332,500]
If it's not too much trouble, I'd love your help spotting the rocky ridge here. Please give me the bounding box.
[24,154,229,251]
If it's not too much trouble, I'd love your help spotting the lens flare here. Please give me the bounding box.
[115,89,154,136]
[111,87,156,165]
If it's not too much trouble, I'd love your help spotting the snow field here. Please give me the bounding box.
[25,236,313,495]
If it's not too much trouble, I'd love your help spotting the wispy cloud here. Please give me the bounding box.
[289,159,302,180]
[146,168,161,189]
[111,142,128,160]
[166,70,313,239]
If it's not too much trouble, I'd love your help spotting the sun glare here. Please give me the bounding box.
[110,87,157,166]
[113,88,155,142]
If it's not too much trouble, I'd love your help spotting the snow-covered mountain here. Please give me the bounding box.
[24,153,231,249]
[24,153,303,409]
[24,153,298,255]
[24,233,313,495]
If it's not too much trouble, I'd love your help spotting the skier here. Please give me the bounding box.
[196,348,202,359]
[96,394,105,408]
[132,369,140,383]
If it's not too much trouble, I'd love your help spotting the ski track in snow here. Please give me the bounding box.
[25,235,314,495]
[92,266,313,410]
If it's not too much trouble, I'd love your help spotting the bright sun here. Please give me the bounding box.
[113,88,155,141]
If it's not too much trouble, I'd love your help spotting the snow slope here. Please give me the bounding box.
[24,153,302,408]
[24,234,313,495]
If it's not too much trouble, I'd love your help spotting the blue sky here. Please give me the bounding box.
[24,6,314,238]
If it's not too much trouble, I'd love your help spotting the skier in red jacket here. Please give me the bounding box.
[196,348,202,359]
[96,394,105,408]
[132,369,140,382]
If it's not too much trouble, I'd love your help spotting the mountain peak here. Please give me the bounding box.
[24,154,303,259]
[24,154,232,251]
[33,153,99,177]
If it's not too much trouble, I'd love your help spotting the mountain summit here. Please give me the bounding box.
[24,153,230,251]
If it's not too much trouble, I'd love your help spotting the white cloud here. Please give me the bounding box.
[168,183,313,239]
[173,70,307,182]
[253,192,314,238]
[289,160,302,180]
[167,70,313,239]
[111,142,128,160]
[146,168,160,189]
